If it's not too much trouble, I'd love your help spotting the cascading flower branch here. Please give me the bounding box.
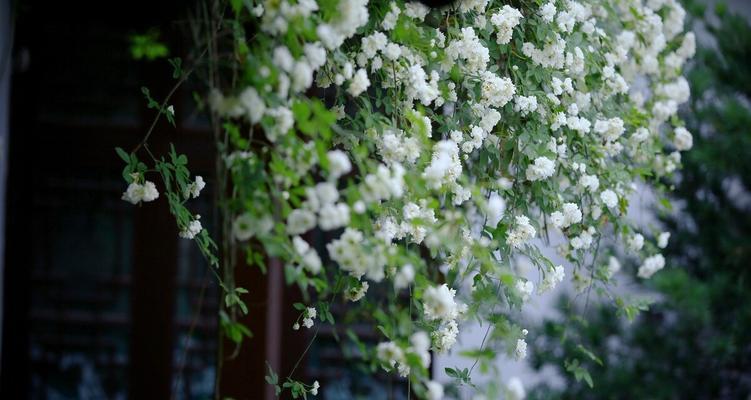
[119,0,695,397]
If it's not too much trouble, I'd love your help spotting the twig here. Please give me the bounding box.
[171,274,210,400]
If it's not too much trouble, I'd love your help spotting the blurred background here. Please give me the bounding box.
[2,0,751,399]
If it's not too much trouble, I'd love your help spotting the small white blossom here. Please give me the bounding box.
[122,180,159,204]
[345,281,369,302]
[606,256,621,278]
[600,189,618,209]
[673,127,693,151]
[394,264,415,290]
[638,254,665,279]
[423,284,460,321]
[506,377,526,400]
[426,381,444,400]
[183,176,206,199]
[526,157,556,181]
[658,231,671,248]
[327,150,353,180]
[507,215,536,248]
[179,215,203,239]
[287,209,317,235]
[628,233,645,251]
[515,280,534,302]
[348,68,370,97]
[302,307,317,328]
[514,338,527,360]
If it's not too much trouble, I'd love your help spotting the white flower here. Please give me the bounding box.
[345,281,369,302]
[404,2,429,20]
[514,95,538,116]
[632,127,650,142]
[479,71,515,108]
[238,87,265,123]
[361,32,387,58]
[287,209,317,235]
[594,118,625,142]
[484,192,506,228]
[233,214,255,241]
[304,42,326,69]
[550,211,565,229]
[183,176,206,199]
[312,182,340,207]
[562,203,582,225]
[406,64,439,106]
[514,338,527,360]
[302,307,317,329]
[526,157,555,181]
[580,174,600,192]
[383,42,401,60]
[291,60,314,93]
[539,2,556,22]
[233,214,272,241]
[272,46,294,72]
[432,319,459,353]
[394,264,415,290]
[265,106,294,141]
[599,257,618,280]
[506,377,526,400]
[348,68,370,97]
[600,189,618,209]
[376,341,406,372]
[293,236,322,274]
[658,231,671,248]
[310,380,320,396]
[328,228,387,282]
[628,233,645,251]
[445,27,489,73]
[539,265,565,293]
[638,254,665,279]
[423,284,460,321]
[423,140,462,190]
[515,280,534,302]
[327,150,352,180]
[382,2,401,30]
[179,215,203,239]
[426,381,444,400]
[353,201,366,214]
[318,203,350,231]
[571,228,595,250]
[122,180,159,204]
[489,5,523,45]
[552,203,582,229]
[507,215,536,248]
[673,127,693,151]
[410,331,431,368]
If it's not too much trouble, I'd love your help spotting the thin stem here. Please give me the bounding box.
[468,280,503,377]
[287,326,320,380]
[171,274,210,400]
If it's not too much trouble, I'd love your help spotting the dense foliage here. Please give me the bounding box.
[529,3,751,399]
[118,0,695,397]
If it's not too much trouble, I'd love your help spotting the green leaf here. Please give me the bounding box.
[168,57,182,79]
[130,30,169,61]
[115,147,131,163]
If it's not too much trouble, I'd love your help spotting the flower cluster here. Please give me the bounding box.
[121,0,695,397]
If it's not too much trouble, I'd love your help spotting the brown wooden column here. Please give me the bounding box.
[128,54,180,399]
[216,257,271,399]
[129,201,179,399]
